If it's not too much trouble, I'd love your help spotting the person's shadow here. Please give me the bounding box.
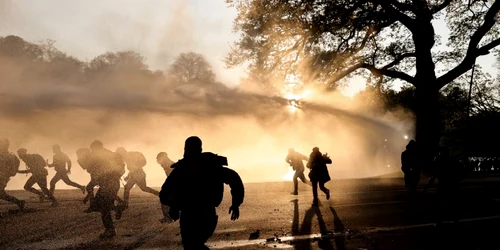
[292,200,344,250]
[330,206,345,250]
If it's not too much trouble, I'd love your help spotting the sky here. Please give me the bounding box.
[0,0,497,94]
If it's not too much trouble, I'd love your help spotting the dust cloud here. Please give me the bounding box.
[0,1,414,190]
[0,56,413,190]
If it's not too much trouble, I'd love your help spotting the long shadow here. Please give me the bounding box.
[314,206,335,250]
[292,199,312,250]
[329,206,345,250]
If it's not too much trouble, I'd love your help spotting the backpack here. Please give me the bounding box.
[129,151,147,168]
[1,152,20,177]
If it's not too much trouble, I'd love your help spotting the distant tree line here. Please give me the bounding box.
[0,35,218,87]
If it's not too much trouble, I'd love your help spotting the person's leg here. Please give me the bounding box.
[312,180,319,205]
[0,178,24,209]
[84,178,97,204]
[319,182,330,200]
[180,208,217,250]
[24,176,45,197]
[292,171,299,195]
[136,177,159,196]
[123,178,136,208]
[37,176,58,206]
[49,172,62,194]
[60,172,85,192]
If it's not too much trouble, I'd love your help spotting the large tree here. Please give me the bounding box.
[226,0,500,172]
[168,52,216,84]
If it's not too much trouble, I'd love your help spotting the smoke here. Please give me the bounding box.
[0,54,414,190]
[0,1,415,190]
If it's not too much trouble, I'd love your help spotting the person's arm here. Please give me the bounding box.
[285,155,291,164]
[222,167,244,220]
[47,155,55,168]
[159,167,180,220]
[64,153,72,172]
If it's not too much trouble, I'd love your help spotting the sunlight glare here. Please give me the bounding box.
[283,169,295,181]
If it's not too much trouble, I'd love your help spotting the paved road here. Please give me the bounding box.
[1,177,500,250]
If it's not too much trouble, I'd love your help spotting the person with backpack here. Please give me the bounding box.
[307,147,332,206]
[87,140,126,239]
[116,147,159,208]
[159,136,244,250]
[17,148,58,207]
[48,144,86,195]
[0,138,25,210]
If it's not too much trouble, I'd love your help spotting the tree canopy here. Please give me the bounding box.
[167,52,216,84]
[226,0,500,91]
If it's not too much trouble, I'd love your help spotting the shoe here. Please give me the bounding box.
[17,200,25,211]
[99,229,116,239]
[291,192,298,195]
[51,200,59,207]
[326,190,330,200]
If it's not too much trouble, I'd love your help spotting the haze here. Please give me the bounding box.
[0,0,417,190]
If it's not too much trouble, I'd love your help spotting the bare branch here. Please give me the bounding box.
[325,60,416,88]
[436,0,500,89]
[478,37,500,55]
[361,63,416,85]
[382,52,416,69]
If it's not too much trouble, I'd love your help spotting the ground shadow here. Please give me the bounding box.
[329,206,345,250]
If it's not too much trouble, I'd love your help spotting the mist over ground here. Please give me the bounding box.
[0,49,414,190]
[0,0,415,190]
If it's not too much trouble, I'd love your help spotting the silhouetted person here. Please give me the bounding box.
[157,152,175,223]
[48,144,85,195]
[157,152,175,176]
[17,148,58,207]
[87,140,126,239]
[401,140,418,192]
[117,147,159,208]
[160,136,244,250]
[77,148,98,205]
[285,148,309,195]
[0,138,25,210]
[434,147,462,225]
[307,147,331,206]
[424,147,444,193]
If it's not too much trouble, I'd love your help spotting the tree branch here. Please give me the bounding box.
[325,61,417,88]
[382,52,416,69]
[478,37,500,55]
[390,0,415,13]
[431,0,453,14]
[373,0,416,29]
[362,63,417,86]
[436,0,500,89]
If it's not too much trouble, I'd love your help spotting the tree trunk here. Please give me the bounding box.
[415,85,441,176]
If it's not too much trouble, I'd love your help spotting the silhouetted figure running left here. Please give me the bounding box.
[401,140,418,192]
[0,138,25,210]
[286,148,309,195]
[307,147,331,206]
[87,140,126,239]
[160,136,245,250]
[17,148,58,207]
[117,147,159,208]
[48,144,86,195]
